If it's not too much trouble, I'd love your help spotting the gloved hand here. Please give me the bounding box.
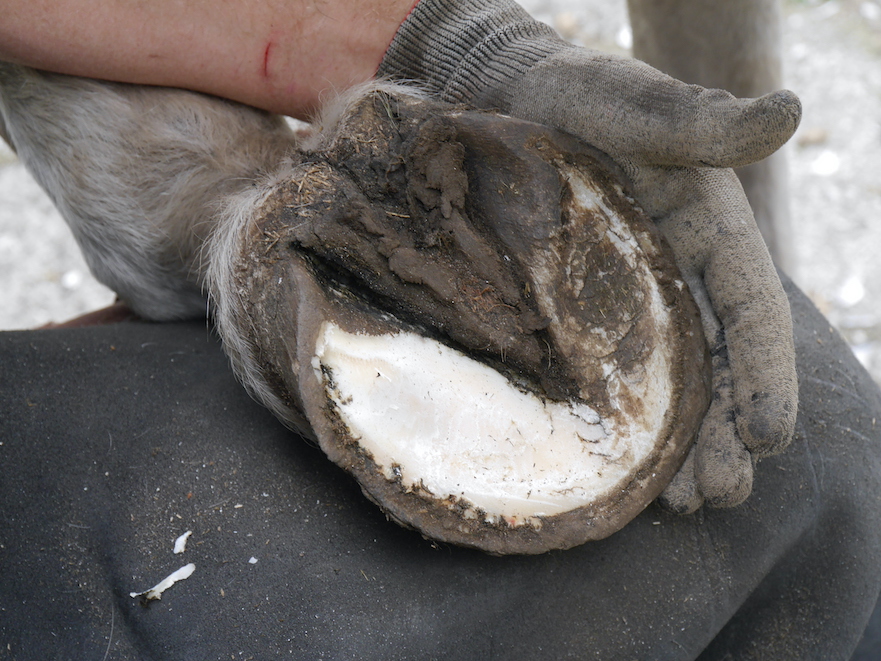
[379,0,800,512]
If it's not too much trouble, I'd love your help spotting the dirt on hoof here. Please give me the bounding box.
[221,88,711,554]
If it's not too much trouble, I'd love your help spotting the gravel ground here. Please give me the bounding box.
[1,0,879,384]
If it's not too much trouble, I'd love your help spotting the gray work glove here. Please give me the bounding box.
[379,0,800,513]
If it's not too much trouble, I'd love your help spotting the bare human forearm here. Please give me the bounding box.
[0,0,416,119]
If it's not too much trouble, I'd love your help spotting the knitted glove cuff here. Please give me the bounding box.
[378,0,570,106]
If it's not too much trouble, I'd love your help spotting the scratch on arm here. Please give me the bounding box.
[262,41,273,79]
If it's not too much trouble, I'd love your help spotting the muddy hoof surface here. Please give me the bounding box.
[213,89,710,554]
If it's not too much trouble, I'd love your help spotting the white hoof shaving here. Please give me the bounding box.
[130,563,195,602]
[173,530,192,554]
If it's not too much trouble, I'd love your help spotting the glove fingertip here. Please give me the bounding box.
[694,377,792,506]
[737,389,798,458]
[701,459,753,509]
[658,485,703,516]
[694,88,803,168]
[695,421,754,508]
[754,89,802,137]
[658,451,703,515]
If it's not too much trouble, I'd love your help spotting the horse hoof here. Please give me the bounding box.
[209,87,710,554]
